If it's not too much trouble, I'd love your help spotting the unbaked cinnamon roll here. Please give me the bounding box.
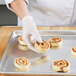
[18,44,28,51]
[52,59,70,73]
[49,37,63,47]
[18,36,27,46]
[14,57,30,71]
[34,40,50,53]
[71,47,76,57]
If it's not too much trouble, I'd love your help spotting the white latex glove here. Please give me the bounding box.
[22,15,42,53]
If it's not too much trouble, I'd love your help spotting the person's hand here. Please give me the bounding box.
[22,15,42,53]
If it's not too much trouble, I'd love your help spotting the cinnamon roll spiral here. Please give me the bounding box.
[49,37,63,47]
[71,47,76,57]
[18,36,27,46]
[52,59,70,72]
[35,40,50,53]
[14,57,30,71]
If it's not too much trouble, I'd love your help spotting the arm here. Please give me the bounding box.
[5,0,42,53]
[10,0,28,20]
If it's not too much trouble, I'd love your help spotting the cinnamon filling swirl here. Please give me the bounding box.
[72,47,76,52]
[54,59,69,72]
[50,37,62,43]
[36,40,50,49]
[15,58,30,65]
[18,36,23,41]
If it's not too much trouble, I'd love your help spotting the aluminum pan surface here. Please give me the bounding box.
[0,30,76,75]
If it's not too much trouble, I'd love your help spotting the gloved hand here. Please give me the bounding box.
[22,15,42,53]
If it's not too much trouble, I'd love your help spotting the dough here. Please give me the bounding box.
[18,36,27,46]
[14,57,30,71]
[52,59,70,72]
[34,40,50,53]
[49,37,63,47]
[71,47,76,57]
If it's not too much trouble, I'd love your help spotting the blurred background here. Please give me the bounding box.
[0,0,17,26]
[0,0,76,27]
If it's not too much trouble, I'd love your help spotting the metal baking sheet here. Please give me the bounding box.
[0,30,76,75]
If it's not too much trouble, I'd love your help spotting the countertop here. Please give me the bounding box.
[0,26,76,76]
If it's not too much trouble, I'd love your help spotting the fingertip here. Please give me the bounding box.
[37,38,42,43]
[38,40,42,43]
[30,36,36,44]
[35,36,42,43]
